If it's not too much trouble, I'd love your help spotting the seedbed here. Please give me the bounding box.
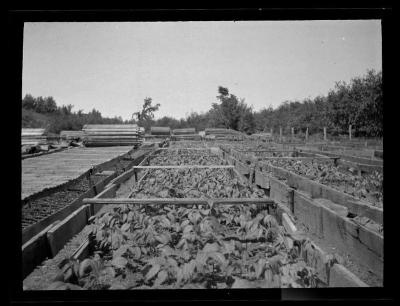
[21,155,142,230]
[222,152,383,284]
[249,150,298,158]
[44,201,327,289]
[130,167,264,199]
[21,175,104,229]
[144,148,226,166]
[23,142,371,289]
[261,158,383,208]
[223,142,284,152]
[169,141,207,149]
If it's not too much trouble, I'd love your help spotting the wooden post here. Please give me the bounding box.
[279,127,282,142]
[323,127,327,141]
[291,127,294,139]
[270,128,273,136]
[349,125,352,140]
[305,127,309,142]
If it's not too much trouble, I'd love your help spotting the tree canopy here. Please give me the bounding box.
[22,69,382,137]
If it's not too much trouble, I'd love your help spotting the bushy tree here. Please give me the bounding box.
[132,97,160,131]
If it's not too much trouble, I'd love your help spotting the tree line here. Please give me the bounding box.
[22,69,382,137]
[151,69,382,137]
[22,94,124,134]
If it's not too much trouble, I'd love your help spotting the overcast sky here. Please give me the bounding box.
[22,20,382,121]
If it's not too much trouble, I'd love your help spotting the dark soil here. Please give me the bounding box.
[22,175,104,229]
[22,152,138,229]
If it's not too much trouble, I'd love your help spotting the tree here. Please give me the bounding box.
[132,98,160,122]
[132,97,160,131]
[238,108,255,134]
[212,86,243,130]
[35,96,57,113]
[22,94,36,110]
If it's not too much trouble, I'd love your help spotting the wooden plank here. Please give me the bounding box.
[83,197,275,206]
[23,159,125,166]
[107,168,136,187]
[346,200,383,224]
[282,213,297,235]
[255,169,270,189]
[293,191,324,238]
[300,149,383,166]
[286,171,382,223]
[237,149,297,153]
[329,264,369,287]
[338,159,383,173]
[92,184,119,215]
[298,238,330,285]
[235,159,251,176]
[321,204,383,278]
[94,184,118,199]
[22,171,116,244]
[269,177,292,207]
[47,205,90,257]
[256,157,335,164]
[22,221,60,279]
[132,165,234,169]
[157,147,211,151]
[72,238,91,262]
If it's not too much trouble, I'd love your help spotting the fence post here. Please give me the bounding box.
[305,127,309,142]
[279,127,282,142]
[323,127,327,141]
[349,125,352,140]
[291,127,294,139]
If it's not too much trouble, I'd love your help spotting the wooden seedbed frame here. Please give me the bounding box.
[137,147,225,166]
[297,148,383,172]
[21,171,116,279]
[24,143,369,288]
[223,147,382,213]
[219,147,383,281]
[21,148,154,279]
[73,194,368,288]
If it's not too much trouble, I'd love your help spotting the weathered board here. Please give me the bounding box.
[21,146,135,200]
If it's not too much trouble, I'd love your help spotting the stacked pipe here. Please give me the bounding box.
[21,128,47,146]
[172,128,201,141]
[82,124,144,147]
[204,128,245,140]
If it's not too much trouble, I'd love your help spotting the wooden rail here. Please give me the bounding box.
[132,165,234,169]
[83,197,275,206]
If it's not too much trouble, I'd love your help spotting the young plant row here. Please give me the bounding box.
[150,150,225,166]
[49,203,321,289]
[130,168,265,199]
[262,159,383,207]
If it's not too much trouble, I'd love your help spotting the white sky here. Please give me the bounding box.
[22,20,382,120]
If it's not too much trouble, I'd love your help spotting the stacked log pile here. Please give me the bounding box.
[172,128,201,141]
[82,124,144,147]
[147,126,171,139]
[21,128,47,146]
[204,128,245,140]
[60,130,84,141]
